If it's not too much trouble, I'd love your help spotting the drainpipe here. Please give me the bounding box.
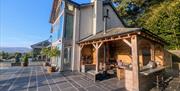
[104,16,107,34]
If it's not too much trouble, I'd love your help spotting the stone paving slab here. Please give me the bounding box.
[0,61,126,91]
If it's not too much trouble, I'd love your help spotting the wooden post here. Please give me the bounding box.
[151,44,155,61]
[96,46,99,73]
[162,47,165,66]
[78,45,84,72]
[131,35,140,91]
[92,42,103,73]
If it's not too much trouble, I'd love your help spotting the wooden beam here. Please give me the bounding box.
[80,44,84,50]
[92,43,97,49]
[80,35,132,46]
[131,35,140,91]
[92,42,104,73]
[151,44,155,61]
[98,42,103,49]
[79,45,83,72]
[123,39,132,47]
[95,47,99,73]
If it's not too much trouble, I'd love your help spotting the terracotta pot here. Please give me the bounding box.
[43,62,49,66]
[47,66,52,73]
[21,62,28,67]
[52,66,56,72]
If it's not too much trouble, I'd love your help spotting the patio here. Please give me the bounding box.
[0,62,125,91]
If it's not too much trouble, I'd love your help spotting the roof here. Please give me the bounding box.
[49,0,125,25]
[79,27,141,43]
[79,27,167,45]
[49,0,93,23]
[49,0,59,23]
[103,1,127,27]
[31,40,51,49]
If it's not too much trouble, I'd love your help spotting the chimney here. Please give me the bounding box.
[104,9,109,34]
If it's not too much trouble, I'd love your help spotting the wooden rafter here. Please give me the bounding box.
[92,42,103,49]
[139,32,165,45]
[123,39,132,47]
[80,35,132,46]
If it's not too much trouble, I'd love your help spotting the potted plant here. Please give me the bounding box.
[41,48,50,66]
[47,48,60,73]
[21,54,29,67]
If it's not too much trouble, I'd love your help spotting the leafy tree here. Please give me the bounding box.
[41,48,50,61]
[49,48,60,57]
[41,47,60,61]
[137,0,180,49]
[22,54,29,63]
[15,52,22,62]
[113,0,166,26]
[1,51,9,59]
[26,51,33,58]
[0,52,2,60]
[113,0,180,49]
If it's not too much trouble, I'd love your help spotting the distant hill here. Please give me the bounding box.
[0,47,32,53]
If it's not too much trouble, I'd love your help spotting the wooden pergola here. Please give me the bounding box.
[78,28,167,91]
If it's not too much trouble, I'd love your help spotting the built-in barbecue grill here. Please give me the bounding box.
[141,61,157,71]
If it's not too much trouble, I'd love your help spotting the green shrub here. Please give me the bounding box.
[22,55,28,63]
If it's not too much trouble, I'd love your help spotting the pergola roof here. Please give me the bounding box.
[79,27,167,45]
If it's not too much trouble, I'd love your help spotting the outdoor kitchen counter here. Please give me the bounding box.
[140,66,166,76]
[124,68,133,91]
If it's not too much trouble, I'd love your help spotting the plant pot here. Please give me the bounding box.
[43,62,49,66]
[52,66,56,72]
[47,66,52,73]
[21,62,28,67]
[47,66,56,73]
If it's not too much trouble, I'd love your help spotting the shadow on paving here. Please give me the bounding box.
[0,64,126,91]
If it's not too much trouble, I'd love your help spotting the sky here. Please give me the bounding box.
[0,0,90,48]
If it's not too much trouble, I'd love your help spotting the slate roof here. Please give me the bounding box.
[79,27,167,44]
[79,27,141,43]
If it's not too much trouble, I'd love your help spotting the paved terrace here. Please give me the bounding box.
[0,62,125,91]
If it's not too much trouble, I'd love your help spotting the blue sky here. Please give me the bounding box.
[0,0,90,48]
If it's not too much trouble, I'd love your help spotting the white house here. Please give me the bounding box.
[49,0,125,71]
[49,0,170,91]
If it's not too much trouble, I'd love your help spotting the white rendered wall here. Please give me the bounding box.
[104,5,124,29]
[79,6,93,40]
[72,8,80,71]
[94,0,104,33]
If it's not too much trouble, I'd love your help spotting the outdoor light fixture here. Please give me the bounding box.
[67,4,74,11]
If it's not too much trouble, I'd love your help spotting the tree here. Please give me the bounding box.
[15,52,22,63]
[41,48,50,62]
[113,0,180,49]
[1,51,9,59]
[49,48,60,57]
[137,0,180,49]
[113,0,166,27]
[41,47,60,61]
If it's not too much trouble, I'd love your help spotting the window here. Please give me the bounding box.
[59,1,65,16]
[58,15,64,39]
[52,20,59,42]
[64,14,74,40]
